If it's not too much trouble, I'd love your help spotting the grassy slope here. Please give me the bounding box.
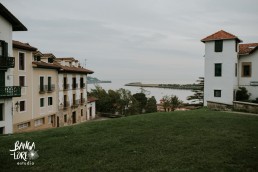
[1,109,258,171]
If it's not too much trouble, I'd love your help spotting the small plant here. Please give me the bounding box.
[236,87,250,101]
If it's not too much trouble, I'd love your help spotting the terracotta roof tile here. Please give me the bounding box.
[239,43,258,55]
[42,53,56,58]
[13,40,37,51]
[201,30,241,42]
[87,97,98,103]
[32,61,60,69]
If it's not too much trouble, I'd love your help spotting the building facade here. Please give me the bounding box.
[55,58,93,127]
[0,3,27,134]
[202,30,258,106]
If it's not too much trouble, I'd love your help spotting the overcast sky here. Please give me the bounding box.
[2,0,258,83]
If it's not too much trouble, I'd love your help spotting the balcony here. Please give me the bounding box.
[59,101,70,110]
[72,83,78,90]
[72,99,80,108]
[0,56,15,70]
[0,86,21,98]
[80,98,85,105]
[39,85,48,94]
[80,83,86,89]
[47,84,55,92]
[63,84,70,90]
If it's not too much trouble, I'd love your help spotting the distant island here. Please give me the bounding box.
[87,77,112,84]
[125,82,201,90]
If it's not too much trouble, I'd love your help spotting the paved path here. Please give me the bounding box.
[223,110,258,117]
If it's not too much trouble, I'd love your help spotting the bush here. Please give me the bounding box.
[236,87,250,101]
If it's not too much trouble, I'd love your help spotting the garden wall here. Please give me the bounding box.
[207,101,233,111]
[233,101,258,114]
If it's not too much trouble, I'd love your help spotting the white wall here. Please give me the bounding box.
[0,15,14,134]
[239,51,258,100]
[204,40,238,105]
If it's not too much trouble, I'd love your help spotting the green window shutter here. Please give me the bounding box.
[215,40,223,52]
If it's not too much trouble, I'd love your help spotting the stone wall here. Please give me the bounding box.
[233,101,258,114]
[207,101,233,111]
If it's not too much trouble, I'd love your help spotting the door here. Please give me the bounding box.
[72,112,76,124]
[89,107,92,119]
[57,116,59,127]
[0,72,5,87]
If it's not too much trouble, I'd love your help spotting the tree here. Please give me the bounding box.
[187,77,204,105]
[162,95,171,112]
[133,93,147,113]
[236,87,250,101]
[145,96,157,113]
[170,95,182,111]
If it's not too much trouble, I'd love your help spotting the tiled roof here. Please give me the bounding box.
[33,50,43,57]
[201,30,241,42]
[0,3,27,31]
[56,57,78,62]
[13,40,37,51]
[32,61,61,69]
[56,63,94,74]
[88,97,98,103]
[239,43,258,55]
[42,53,56,58]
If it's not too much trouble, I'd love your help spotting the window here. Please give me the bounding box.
[64,114,67,123]
[48,77,52,91]
[19,76,25,87]
[0,104,3,121]
[34,56,41,61]
[40,76,44,92]
[19,52,25,70]
[18,122,29,129]
[215,40,223,52]
[48,97,53,106]
[48,58,54,63]
[215,63,222,77]
[40,98,44,107]
[242,62,251,77]
[214,90,221,97]
[80,77,84,88]
[35,118,44,126]
[63,77,68,90]
[81,109,83,116]
[72,78,77,89]
[0,41,8,57]
[20,101,25,112]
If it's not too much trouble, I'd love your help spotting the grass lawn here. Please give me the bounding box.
[1,108,258,171]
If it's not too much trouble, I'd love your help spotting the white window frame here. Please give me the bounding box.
[18,51,26,71]
[18,122,29,129]
[35,118,44,127]
[19,100,26,113]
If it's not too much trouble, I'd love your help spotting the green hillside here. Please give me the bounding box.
[1,109,258,171]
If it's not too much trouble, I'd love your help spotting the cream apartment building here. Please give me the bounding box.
[12,41,59,133]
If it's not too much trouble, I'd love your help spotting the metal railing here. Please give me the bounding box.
[72,99,80,108]
[63,84,70,90]
[72,83,78,90]
[0,56,15,70]
[39,85,48,94]
[80,83,86,89]
[0,86,21,97]
[47,84,55,92]
[80,98,85,105]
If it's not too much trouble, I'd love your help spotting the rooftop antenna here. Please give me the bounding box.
[84,59,87,68]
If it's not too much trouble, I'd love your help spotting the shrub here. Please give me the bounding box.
[236,87,250,101]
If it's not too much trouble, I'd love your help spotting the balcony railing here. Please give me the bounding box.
[0,86,21,97]
[59,101,70,110]
[72,99,80,108]
[63,84,70,90]
[80,83,86,89]
[80,98,85,105]
[47,84,55,92]
[39,85,48,94]
[0,56,15,70]
[72,83,78,90]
